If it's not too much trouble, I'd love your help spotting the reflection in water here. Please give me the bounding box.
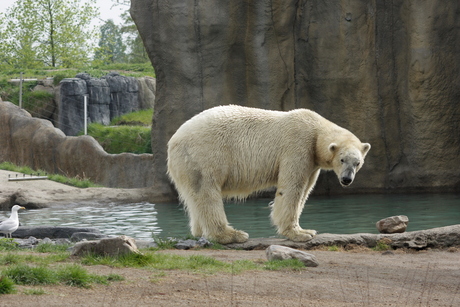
[6,194,460,240]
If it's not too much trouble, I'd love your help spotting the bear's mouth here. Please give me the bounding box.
[340,170,354,186]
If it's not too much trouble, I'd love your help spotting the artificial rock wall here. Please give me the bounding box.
[131,0,460,198]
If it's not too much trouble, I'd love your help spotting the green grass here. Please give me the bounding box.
[80,250,301,275]
[2,264,124,288]
[0,64,155,106]
[0,276,16,294]
[111,109,153,126]
[22,288,46,295]
[373,239,392,251]
[83,123,152,154]
[35,243,72,253]
[0,239,20,252]
[0,161,100,188]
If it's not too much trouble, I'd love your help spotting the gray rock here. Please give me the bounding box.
[135,240,158,249]
[175,239,197,250]
[102,72,139,120]
[131,0,460,200]
[226,225,460,251]
[71,235,139,257]
[14,226,101,239]
[70,232,108,242]
[376,215,409,234]
[58,78,88,136]
[55,238,72,245]
[0,101,156,190]
[39,237,54,245]
[197,237,213,248]
[266,245,319,267]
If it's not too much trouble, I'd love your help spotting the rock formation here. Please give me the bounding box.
[59,72,144,136]
[0,101,156,190]
[131,0,460,199]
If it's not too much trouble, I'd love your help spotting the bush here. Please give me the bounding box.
[0,276,16,294]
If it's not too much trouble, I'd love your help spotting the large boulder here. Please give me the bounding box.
[131,0,460,199]
[58,78,87,136]
[71,235,140,257]
[102,72,139,120]
[0,101,156,190]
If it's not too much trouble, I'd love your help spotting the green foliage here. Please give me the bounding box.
[120,11,150,64]
[0,162,100,188]
[152,236,178,250]
[373,240,392,252]
[22,288,46,295]
[4,265,58,286]
[35,243,71,253]
[327,245,340,251]
[111,109,153,126]
[0,276,16,294]
[94,19,126,65]
[263,259,306,271]
[2,264,123,288]
[21,90,54,116]
[0,0,99,68]
[0,239,20,251]
[83,123,152,154]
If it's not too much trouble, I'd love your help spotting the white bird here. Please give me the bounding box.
[0,205,25,238]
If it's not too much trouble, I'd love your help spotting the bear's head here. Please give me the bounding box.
[328,142,371,187]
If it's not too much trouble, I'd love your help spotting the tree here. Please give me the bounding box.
[120,11,150,63]
[0,0,99,68]
[94,19,126,64]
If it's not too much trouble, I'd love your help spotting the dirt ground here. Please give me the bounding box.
[0,248,458,307]
[0,170,459,306]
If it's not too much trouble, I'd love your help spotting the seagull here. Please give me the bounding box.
[0,205,26,238]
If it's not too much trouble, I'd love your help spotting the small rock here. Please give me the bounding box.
[70,232,108,242]
[71,235,139,257]
[376,215,409,234]
[135,240,158,249]
[175,239,197,250]
[55,238,72,245]
[39,237,54,245]
[265,245,319,267]
[197,237,213,248]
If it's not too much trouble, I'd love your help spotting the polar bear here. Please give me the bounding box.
[167,105,371,244]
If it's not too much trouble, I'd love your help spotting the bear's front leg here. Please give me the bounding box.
[270,187,317,242]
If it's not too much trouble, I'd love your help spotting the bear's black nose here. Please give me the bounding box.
[341,177,352,185]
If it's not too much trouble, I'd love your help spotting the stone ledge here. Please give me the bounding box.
[225,225,460,250]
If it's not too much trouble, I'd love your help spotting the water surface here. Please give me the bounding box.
[9,193,460,240]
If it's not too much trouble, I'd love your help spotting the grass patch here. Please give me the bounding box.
[22,288,46,295]
[111,109,153,126]
[0,161,100,188]
[373,239,392,252]
[35,243,71,253]
[0,239,20,252]
[4,265,59,286]
[0,276,16,294]
[83,123,152,154]
[2,264,123,288]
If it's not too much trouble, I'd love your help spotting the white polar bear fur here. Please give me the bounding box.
[167,105,371,244]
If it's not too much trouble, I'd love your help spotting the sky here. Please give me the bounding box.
[0,0,127,27]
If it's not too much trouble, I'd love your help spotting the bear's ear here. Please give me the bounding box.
[328,143,338,153]
[362,143,371,156]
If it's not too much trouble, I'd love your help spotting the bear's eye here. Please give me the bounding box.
[340,159,344,164]
[356,162,360,167]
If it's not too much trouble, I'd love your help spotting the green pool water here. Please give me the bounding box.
[15,193,460,240]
